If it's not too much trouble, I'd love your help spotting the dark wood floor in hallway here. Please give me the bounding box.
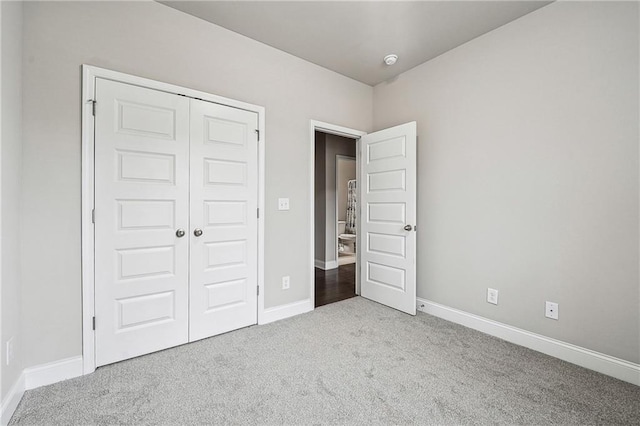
[315,263,356,307]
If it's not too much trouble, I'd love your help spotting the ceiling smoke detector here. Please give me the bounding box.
[383,54,398,66]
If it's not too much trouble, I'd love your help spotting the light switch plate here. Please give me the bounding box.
[282,276,290,290]
[487,288,499,305]
[278,198,290,211]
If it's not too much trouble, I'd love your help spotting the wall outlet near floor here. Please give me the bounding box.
[282,276,290,290]
[278,198,290,211]
[487,288,499,305]
[6,337,14,366]
[545,301,559,320]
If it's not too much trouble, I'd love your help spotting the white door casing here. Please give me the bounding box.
[94,78,260,366]
[83,66,265,374]
[94,78,190,366]
[360,122,417,315]
[189,99,259,341]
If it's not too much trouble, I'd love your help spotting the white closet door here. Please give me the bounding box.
[360,122,417,315]
[94,79,190,366]
[189,99,259,341]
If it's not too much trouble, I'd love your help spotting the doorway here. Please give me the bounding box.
[309,119,418,315]
[313,130,359,307]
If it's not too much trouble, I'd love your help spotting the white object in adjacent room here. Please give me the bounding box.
[360,122,417,315]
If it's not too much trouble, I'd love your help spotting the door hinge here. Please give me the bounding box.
[257,208,259,219]
[257,286,260,296]
[91,209,95,224]
[92,316,96,330]
[255,129,260,141]
[89,100,96,116]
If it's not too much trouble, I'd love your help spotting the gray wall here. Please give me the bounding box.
[21,1,372,369]
[373,1,639,363]
[1,0,23,399]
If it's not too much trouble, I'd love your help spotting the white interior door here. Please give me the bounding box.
[188,99,259,341]
[94,78,190,366]
[360,122,417,315]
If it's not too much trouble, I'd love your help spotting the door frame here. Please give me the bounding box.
[81,65,266,375]
[309,120,366,308]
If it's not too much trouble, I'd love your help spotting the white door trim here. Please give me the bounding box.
[81,65,266,375]
[309,120,366,309]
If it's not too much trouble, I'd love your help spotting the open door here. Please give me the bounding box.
[360,122,417,315]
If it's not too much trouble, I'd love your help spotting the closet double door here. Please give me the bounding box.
[94,79,258,366]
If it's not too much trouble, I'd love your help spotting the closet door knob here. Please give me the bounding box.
[194,228,203,237]
[176,229,186,238]
[404,225,413,231]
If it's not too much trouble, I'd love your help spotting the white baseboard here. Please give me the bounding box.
[260,298,313,325]
[314,259,338,270]
[1,373,24,426]
[24,356,83,390]
[417,298,640,386]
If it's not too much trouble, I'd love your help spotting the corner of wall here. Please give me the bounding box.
[0,373,24,426]
[0,1,25,422]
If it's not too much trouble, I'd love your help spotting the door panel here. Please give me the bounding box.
[360,122,417,315]
[189,99,259,341]
[94,78,190,366]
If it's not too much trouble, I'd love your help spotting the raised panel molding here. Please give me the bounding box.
[367,202,406,224]
[117,100,176,140]
[205,279,247,310]
[367,136,406,163]
[117,150,176,184]
[367,169,406,192]
[204,201,247,227]
[367,261,406,291]
[205,240,247,270]
[117,246,175,280]
[203,158,247,186]
[117,291,176,330]
[367,232,406,257]
[205,116,247,146]
[118,199,175,230]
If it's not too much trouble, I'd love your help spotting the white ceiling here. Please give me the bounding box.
[161,1,552,86]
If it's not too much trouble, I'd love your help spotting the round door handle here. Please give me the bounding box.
[176,229,186,238]
[404,225,413,231]
[194,228,203,237]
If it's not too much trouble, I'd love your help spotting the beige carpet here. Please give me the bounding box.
[10,297,640,425]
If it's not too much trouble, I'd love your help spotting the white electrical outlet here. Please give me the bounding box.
[282,276,290,290]
[545,301,559,320]
[278,198,290,211]
[487,288,499,305]
[6,337,14,366]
